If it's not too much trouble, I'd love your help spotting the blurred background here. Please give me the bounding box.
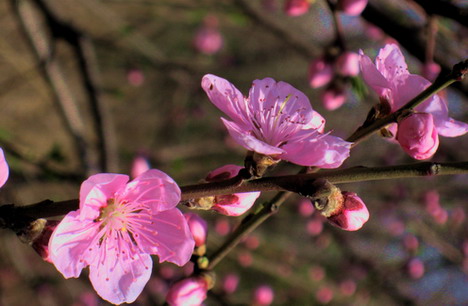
[0,0,467,305]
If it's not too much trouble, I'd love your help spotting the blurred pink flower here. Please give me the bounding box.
[222,273,240,294]
[215,219,231,236]
[309,58,334,88]
[202,74,351,168]
[306,218,324,236]
[396,113,439,160]
[336,51,360,76]
[326,192,369,231]
[184,212,208,247]
[193,16,223,55]
[284,0,310,16]
[48,170,195,304]
[421,61,441,82]
[309,265,326,281]
[339,279,357,296]
[338,0,368,16]
[359,44,468,159]
[166,277,208,306]
[320,88,347,111]
[238,251,253,267]
[131,154,151,179]
[0,148,9,189]
[298,198,315,217]
[127,69,145,87]
[407,258,425,279]
[402,233,419,252]
[316,285,334,304]
[253,285,274,306]
[206,164,260,216]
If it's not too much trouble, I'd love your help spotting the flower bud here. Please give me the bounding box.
[253,285,274,306]
[30,220,60,262]
[422,61,441,82]
[338,0,368,16]
[127,69,145,87]
[403,233,419,252]
[336,51,360,76]
[222,273,240,294]
[284,0,311,16]
[166,277,208,306]
[308,58,334,88]
[184,212,208,247]
[130,154,151,179]
[315,286,334,304]
[407,258,425,279]
[396,112,439,160]
[206,164,261,216]
[193,16,223,55]
[325,192,369,231]
[320,88,346,111]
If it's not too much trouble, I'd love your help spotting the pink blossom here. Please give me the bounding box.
[403,233,419,252]
[360,44,468,158]
[253,285,274,306]
[130,154,151,179]
[193,16,223,55]
[309,265,325,281]
[222,273,240,294]
[184,212,208,247]
[48,170,195,304]
[396,113,439,160]
[407,258,425,279]
[206,164,260,216]
[320,88,347,111]
[338,0,368,16]
[326,192,369,231]
[202,75,351,168]
[298,198,315,217]
[336,51,360,76]
[0,148,9,189]
[421,61,441,82]
[215,219,231,236]
[339,279,357,296]
[316,286,334,304]
[166,277,208,306]
[127,69,145,87]
[284,0,310,16]
[309,58,334,88]
[306,218,324,236]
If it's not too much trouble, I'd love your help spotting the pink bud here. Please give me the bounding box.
[396,113,439,160]
[306,218,324,236]
[432,208,448,224]
[338,0,368,16]
[327,192,369,231]
[184,212,208,247]
[339,279,357,296]
[407,258,425,279]
[315,286,334,304]
[253,285,274,306]
[243,235,260,250]
[309,265,325,281]
[320,88,347,111]
[127,69,145,86]
[423,190,441,214]
[308,58,334,88]
[166,277,208,306]
[130,155,151,179]
[31,220,60,263]
[238,251,253,267]
[222,274,240,294]
[215,219,231,236]
[284,0,310,16]
[451,206,466,226]
[206,165,260,216]
[193,17,223,55]
[298,198,315,217]
[336,51,360,76]
[403,234,419,252]
[422,61,441,82]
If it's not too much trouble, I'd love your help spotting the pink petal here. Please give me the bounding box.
[375,44,408,82]
[119,169,181,213]
[395,74,436,110]
[48,211,100,278]
[213,191,260,216]
[206,164,242,181]
[79,174,129,220]
[436,117,468,137]
[89,253,152,304]
[221,118,284,155]
[359,51,391,97]
[304,110,326,133]
[281,134,351,168]
[201,74,248,124]
[133,209,195,266]
[0,148,9,188]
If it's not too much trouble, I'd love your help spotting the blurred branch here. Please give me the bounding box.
[11,0,93,175]
[412,0,468,27]
[233,0,318,58]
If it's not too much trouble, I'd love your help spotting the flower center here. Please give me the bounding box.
[97,198,128,232]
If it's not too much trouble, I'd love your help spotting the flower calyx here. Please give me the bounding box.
[245,151,280,178]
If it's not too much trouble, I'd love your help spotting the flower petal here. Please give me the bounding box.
[375,44,409,82]
[281,133,351,168]
[48,211,99,278]
[213,192,261,216]
[132,208,195,266]
[221,118,284,155]
[395,74,437,110]
[79,174,129,220]
[359,50,391,97]
[436,117,468,137]
[201,74,248,124]
[0,148,9,188]
[89,253,152,304]
[119,169,181,213]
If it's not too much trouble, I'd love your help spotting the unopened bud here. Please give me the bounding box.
[18,219,59,262]
[184,212,208,247]
[284,0,311,16]
[253,285,274,306]
[325,191,369,231]
[166,277,209,306]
